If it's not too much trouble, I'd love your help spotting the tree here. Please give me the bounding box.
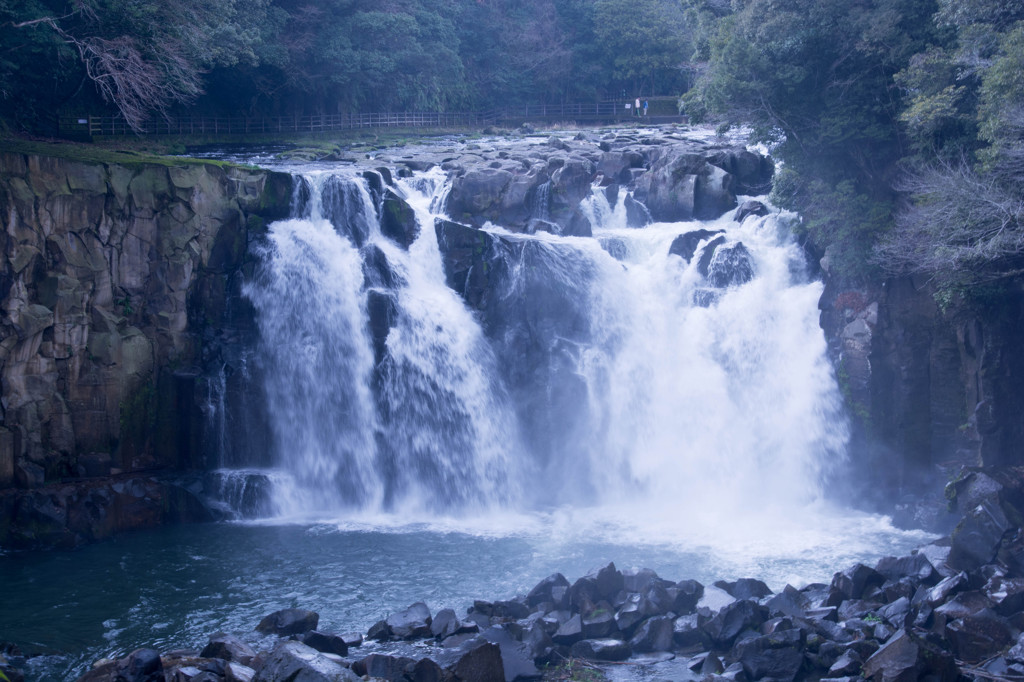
[591,0,693,96]
[2,0,268,131]
[687,0,942,277]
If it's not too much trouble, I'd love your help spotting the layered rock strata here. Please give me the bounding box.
[0,152,290,546]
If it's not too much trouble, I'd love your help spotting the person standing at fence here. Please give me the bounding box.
[643,99,649,116]
[635,97,640,117]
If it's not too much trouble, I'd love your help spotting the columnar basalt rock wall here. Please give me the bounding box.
[819,274,1024,520]
[0,152,290,546]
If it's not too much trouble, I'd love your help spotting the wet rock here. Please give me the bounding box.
[827,650,863,677]
[945,609,1015,663]
[673,579,705,614]
[386,602,432,639]
[407,658,444,682]
[366,289,398,366]
[340,632,362,649]
[614,593,652,633]
[926,571,967,606]
[731,631,805,682]
[837,599,880,621]
[255,608,319,636]
[224,662,256,682]
[603,183,619,207]
[301,631,349,657]
[950,498,1013,570]
[669,229,723,264]
[696,235,727,278]
[446,168,513,226]
[704,600,768,647]
[437,640,505,682]
[699,585,738,612]
[933,590,993,620]
[861,629,957,682]
[200,633,256,665]
[623,193,652,228]
[553,614,584,645]
[707,149,774,195]
[634,152,737,221]
[118,648,163,682]
[766,586,809,619]
[352,653,416,681]
[433,218,503,311]
[707,242,755,288]
[479,625,541,680]
[366,619,392,641]
[878,597,912,628]
[629,616,674,652]
[253,640,359,681]
[830,563,885,602]
[380,188,420,249]
[874,554,937,585]
[569,638,632,661]
[985,576,1024,616]
[734,200,769,222]
[523,621,555,664]
[715,578,772,601]
[599,237,628,261]
[581,606,617,638]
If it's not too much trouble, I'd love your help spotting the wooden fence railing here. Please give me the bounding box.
[58,101,681,138]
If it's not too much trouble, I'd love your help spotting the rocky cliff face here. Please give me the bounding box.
[0,151,290,547]
[819,274,1024,526]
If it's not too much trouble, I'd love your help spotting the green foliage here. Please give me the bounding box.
[2,0,701,131]
[592,0,693,95]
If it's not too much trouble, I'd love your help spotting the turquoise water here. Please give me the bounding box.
[0,508,932,680]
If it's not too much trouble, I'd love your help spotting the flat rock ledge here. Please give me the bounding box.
[2,492,1021,682]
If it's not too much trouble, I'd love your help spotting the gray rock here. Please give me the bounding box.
[874,554,937,584]
[255,608,319,636]
[862,629,957,682]
[301,631,348,657]
[553,613,584,645]
[201,633,256,665]
[224,661,256,682]
[436,640,504,682]
[945,609,1015,663]
[253,640,358,682]
[734,200,769,222]
[380,188,420,249]
[829,563,885,602]
[703,600,767,647]
[950,499,1013,570]
[629,616,674,652]
[714,578,772,601]
[480,625,541,681]
[569,638,632,661]
[386,602,432,639]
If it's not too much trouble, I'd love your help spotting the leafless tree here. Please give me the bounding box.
[10,2,207,132]
[875,155,1024,284]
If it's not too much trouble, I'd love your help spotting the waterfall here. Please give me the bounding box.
[226,168,848,524]
[239,171,523,518]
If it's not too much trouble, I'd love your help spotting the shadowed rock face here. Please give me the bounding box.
[0,152,290,546]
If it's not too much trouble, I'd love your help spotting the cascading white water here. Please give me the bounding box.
[575,189,847,514]
[242,170,523,518]
[235,166,848,530]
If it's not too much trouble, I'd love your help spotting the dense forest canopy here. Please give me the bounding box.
[0,0,693,131]
[3,0,1023,291]
[685,0,1024,289]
